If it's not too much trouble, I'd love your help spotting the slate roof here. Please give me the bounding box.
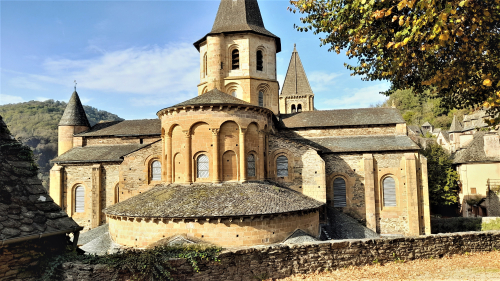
[408,125,423,136]
[59,91,91,127]
[281,45,313,96]
[289,135,420,153]
[76,119,161,137]
[104,182,324,218]
[281,229,319,244]
[440,131,450,142]
[462,110,489,131]
[0,115,81,242]
[194,0,281,52]
[449,115,463,132]
[422,121,432,127]
[51,143,155,164]
[278,108,405,128]
[453,131,500,164]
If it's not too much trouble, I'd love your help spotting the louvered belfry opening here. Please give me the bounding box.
[232,49,240,70]
[276,155,288,177]
[256,50,263,71]
[333,177,347,207]
[75,185,85,213]
[247,154,256,177]
[383,177,397,207]
[197,154,209,178]
[151,160,161,181]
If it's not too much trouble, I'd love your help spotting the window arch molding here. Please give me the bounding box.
[326,173,354,208]
[225,83,240,99]
[271,149,293,181]
[246,151,258,179]
[332,176,347,207]
[257,83,271,107]
[144,155,162,183]
[227,44,241,71]
[380,174,398,208]
[255,46,267,72]
[193,151,212,182]
[70,183,87,215]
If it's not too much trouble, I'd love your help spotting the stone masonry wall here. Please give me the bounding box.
[279,125,397,139]
[61,231,500,281]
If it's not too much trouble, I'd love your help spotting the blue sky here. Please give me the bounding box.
[1,0,389,120]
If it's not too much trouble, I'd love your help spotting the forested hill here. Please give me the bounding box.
[0,99,124,189]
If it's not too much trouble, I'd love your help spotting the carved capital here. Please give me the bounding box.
[210,128,220,136]
[182,130,191,138]
[240,128,247,134]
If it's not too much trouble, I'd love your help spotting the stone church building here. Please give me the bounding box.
[50,0,430,248]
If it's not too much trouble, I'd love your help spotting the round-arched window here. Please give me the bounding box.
[256,50,263,71]
[151,160,161,181]
[75,185,85,213]
[276,155,288,177]
[383,177,397,207]
[259,91,264,107]
[197,154,209,178]
[232,49,239,70]
[333,178,347,207]
[247,154,256,177]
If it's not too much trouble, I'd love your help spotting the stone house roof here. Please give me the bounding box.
[51,142,158,164]
[193,0,281,52]
[281,45,313,97]
[449,115,463,133]
[462,110,489,131]
[58,91,90,127]
[75,119,161,137]
[408,125,423,136]
[0,115,81,242]
[278,108,405,128]
[104,182,324,218]
[289,135,420,153]
[453,131,500,164]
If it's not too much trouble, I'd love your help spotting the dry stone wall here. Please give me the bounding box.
[60,231,500,281]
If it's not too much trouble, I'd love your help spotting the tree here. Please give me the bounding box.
[421,143,460,206]
[289,0,500,122]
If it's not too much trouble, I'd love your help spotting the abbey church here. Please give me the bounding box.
[50,0,431,248]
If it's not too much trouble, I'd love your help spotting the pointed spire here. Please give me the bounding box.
[59,90,90,127]
[281,44,314,96]
[194,0,281,52]
[449,115,463,132]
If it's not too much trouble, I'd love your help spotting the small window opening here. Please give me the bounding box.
[297,104,302,112]
[259,91,264,107]
[232,91,237,98]
[276,155,288,177]
[203,53,208,77]
[197,154,209,178]
[247,154,256,177]
[75,185,85,213]
[291,104,296,113]
[140,138,144,144]
[256,50,263,71]
[383,177,397,207]
[232,49,239,70]
[333,178,347,207]
[151,160,161,181]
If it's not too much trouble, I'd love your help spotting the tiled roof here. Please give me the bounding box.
[453,132,500,164]
[288,135,420,153]
[194,0,281,52]
[76,119,161,137]
[408,125,423,136]
[104,182,324,218]
[0,115,81,241]
[51,143,155,164]
[281,45,313,97]
[449,115,463,132]
[59,91,90,127]
[278,108,405,128]
[281,229,319,244]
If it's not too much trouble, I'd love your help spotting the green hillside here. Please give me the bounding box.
[0,99,123,189]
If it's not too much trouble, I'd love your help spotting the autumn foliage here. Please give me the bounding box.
[289,0,500,123]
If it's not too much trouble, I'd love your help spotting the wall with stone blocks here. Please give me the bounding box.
[60,231,500,281]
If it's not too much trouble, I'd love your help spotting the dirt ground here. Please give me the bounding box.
[273,250,500,280]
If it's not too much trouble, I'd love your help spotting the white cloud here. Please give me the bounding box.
[37,43,200,95]
[0,94,25,105]
[320,83,390,109]
[308,71,343,92]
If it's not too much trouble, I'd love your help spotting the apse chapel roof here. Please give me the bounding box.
[76,119,161,137]
[453,131,500,164]
[51,142,157,164]
[104,182,324,218]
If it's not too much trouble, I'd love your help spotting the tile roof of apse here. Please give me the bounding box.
[453,132,500,164]
[0,116,81,242]
[290,135,420,153]
[278,108,405,128]
[104,182,324,218]
[75,119,161,137]
[193,0,281,52]
[59,91,91,127]
[51,143,156,164]
[281,46,314,96]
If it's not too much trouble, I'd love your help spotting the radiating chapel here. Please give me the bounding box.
[50,0,431,248]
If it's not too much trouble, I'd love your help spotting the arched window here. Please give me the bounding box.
[75,185,85,213]
[276,155,288,177]
[203,53,208,77]
[291,104,296,113]
[333,178,347,207]
[256,50,263,71]
[259,91,264,107]
[232,49,239,70]
[383,177,397,207]
[232,91,237,98]
[197,154,209,178]
[247,154,256,177]
[297,104,302,112]
[151,160,161,181]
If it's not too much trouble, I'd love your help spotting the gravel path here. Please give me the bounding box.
[274,250,500,280]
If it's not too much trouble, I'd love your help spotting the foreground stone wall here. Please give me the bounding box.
[61,231,500,281]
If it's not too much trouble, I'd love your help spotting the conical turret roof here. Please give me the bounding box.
[281,45,314,96]
[194,0,281,52]
[449,115,463,132]
[59,91,90,127]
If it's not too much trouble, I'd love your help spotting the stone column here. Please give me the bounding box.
[405,153,420,236]
[239,128,247,182]
[420,155,431,235]
[211,129,220,183]
[363,154,377,233]
[258,131,265,180]
[91,164,102,228]
[49,164,64,207]
[183,130,192,183]
[166,135,172,184]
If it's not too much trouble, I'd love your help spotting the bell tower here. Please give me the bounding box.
[193,0,281,114]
